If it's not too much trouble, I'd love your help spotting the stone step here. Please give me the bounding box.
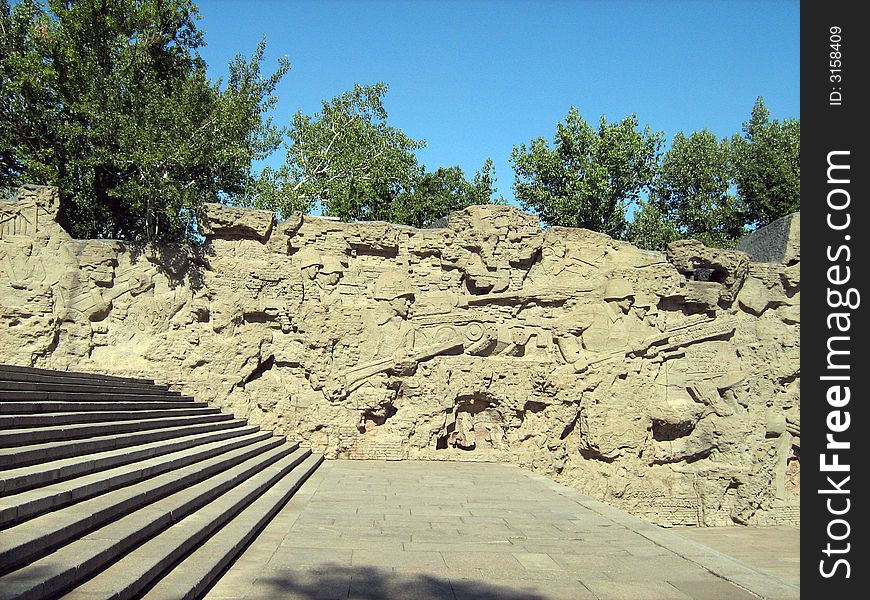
[0,437,295,575]
[0,364,321,599]
[0,431,285,528]
[0,390,194,402]
[0,412,234,447]
[142,453,324,600]
[60,451,320,600]
[0,445,306,599]
[0,418,248,470]
[0,380,176,395]
[0,424,263,496]
[0,406,220,429]
[0,365,153,385]
[0,400,210,414]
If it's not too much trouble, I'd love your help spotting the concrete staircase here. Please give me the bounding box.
[0,364,323,600]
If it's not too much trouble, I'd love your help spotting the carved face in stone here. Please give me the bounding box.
[294,248,324,280]
[318,257,344,288]
[319,271,340,287]
[614,296,634,314]
[603,278,634,314]
[389,294,413,318]
[301,264,320,280]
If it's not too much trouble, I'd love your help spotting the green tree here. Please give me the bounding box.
[389,160,499,228]
[731,97,800,227]
[626,199,679,252]
[250,82,498,225]
[630,129,745,250]
[0,0,288,242]
[281,82,423,221]
[511,107,663,239]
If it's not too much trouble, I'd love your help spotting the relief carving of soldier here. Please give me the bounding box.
[331,270,419,427]
[295,247,346,306]
[552,279,637,371]
[358,271,417,365]
[580,278,634,352]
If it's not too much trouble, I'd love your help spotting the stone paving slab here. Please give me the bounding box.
[673,526,800,588]
[204,460,799,600]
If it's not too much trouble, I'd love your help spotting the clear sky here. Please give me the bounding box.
[196,0,800,203]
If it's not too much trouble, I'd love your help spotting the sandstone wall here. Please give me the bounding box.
[0,186,800,526]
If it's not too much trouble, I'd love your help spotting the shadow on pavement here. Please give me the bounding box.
[253,563,549,600]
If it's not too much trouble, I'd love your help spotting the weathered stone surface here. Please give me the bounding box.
[0,186,800,527]
[198,203,275,241]
[0,184,63,239]
[665,239,750,305]
[781,262,800,291]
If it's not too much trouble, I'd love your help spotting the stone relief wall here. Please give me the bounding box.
[0,185,800,527]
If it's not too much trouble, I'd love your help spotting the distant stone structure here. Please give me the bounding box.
[0,186,800,526]
[737,212,800,264]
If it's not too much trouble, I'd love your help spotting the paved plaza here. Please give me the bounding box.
[204,460,799,600]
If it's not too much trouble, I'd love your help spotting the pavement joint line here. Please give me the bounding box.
[203,460,797,600]
[210,457,335,587]
[516,465,799,599]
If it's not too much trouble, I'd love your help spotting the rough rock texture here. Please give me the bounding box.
[0,186,800,527]
[198,202,276,241]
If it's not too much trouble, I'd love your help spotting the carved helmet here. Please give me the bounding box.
[716,371,746,392]
[633,293,659,308]
[320,255,345,275]
[373,271,416,301]
[603,278,634,300]
[294,247,323,270]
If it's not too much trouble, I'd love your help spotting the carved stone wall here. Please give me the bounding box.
[0,186,800,526]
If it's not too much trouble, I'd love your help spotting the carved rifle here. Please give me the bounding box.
[458,284,597,307]
[68,270,156,319]
[343,337,465,393]
[571,315,736,374]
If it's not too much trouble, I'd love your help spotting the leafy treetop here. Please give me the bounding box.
[0,0,288,242]
[244,82,499,227]
[731,96,800,228]
[511,107,663,240]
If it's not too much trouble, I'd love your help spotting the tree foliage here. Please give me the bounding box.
[630,130,746,250]
[511,107,663,239]
[2,1,798,244]
[0,0,288,242]
[626,199,679,252]
[515,100,798,251]
[247,82,498,226]
[285,82,423,220]
[629,99,800,251]
[731,97,800,228]
[389,160,499,228]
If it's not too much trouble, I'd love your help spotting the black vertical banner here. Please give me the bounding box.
[802,2,868,597]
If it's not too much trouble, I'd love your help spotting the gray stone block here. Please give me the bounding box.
[737,212,800,264]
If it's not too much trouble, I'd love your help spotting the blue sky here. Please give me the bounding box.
[197,0,800,203]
